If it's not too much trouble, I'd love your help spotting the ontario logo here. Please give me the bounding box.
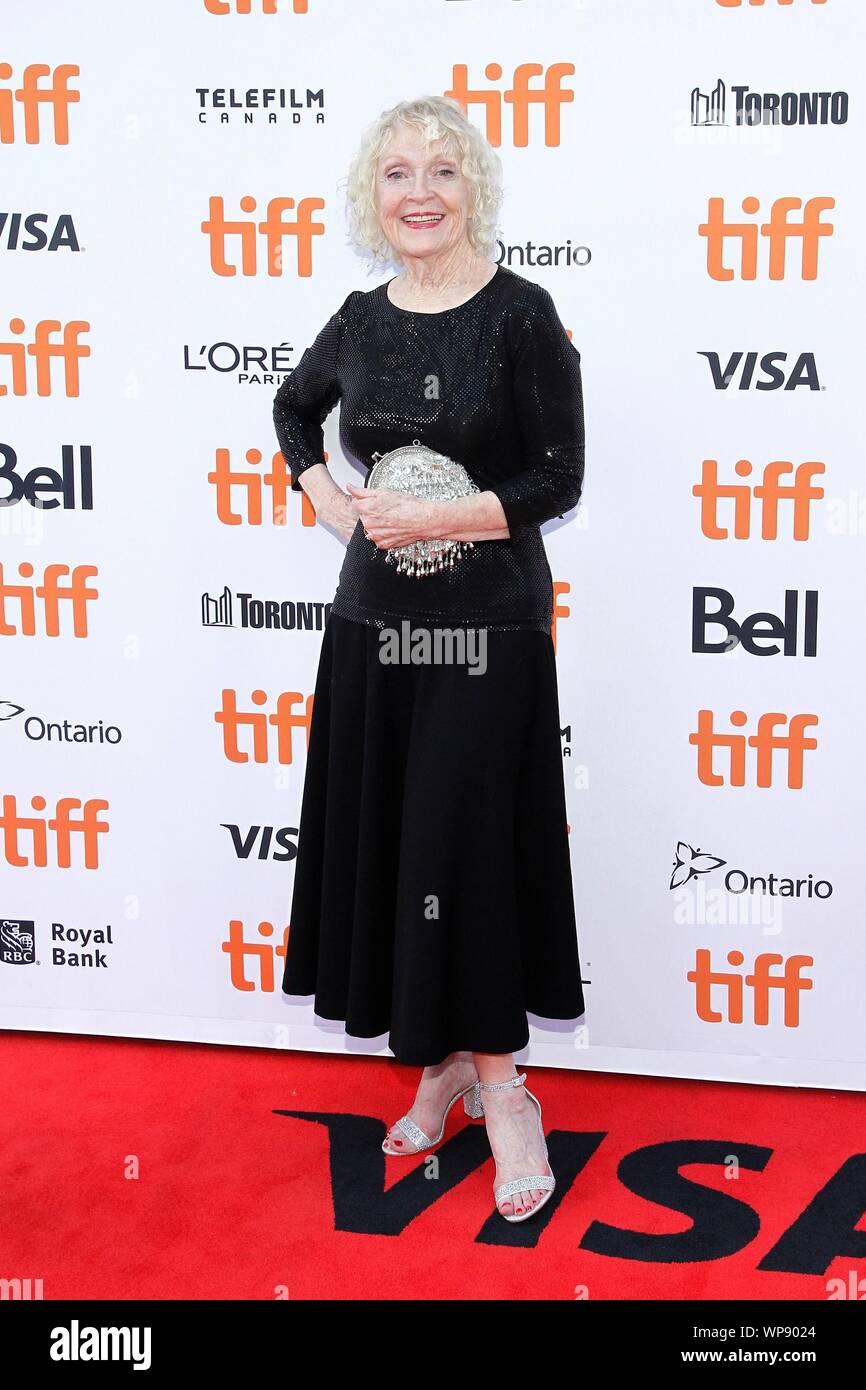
[670,840,832,896]
[669,840,832,933]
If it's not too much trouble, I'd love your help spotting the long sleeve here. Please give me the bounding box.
[487,287,585,533]
[273,294,351,492]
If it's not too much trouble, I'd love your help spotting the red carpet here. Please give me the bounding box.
[1,1031,864,1301]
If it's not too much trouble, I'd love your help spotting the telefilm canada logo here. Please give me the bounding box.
[193,84,326,128]
[690,78,848,127]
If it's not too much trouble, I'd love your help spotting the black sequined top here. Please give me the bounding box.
[272,263,585,632]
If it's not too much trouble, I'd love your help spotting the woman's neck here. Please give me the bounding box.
[393,247,492,296]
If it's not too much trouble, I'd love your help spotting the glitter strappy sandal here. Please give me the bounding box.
[382,1079,483,1155]
[478,1071,556,1223]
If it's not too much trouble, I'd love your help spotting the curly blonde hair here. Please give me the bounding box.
[340,95,504,272]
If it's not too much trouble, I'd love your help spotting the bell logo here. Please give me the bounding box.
[201,196,325,278]
[691,587,818,658]
[699,196,834,280]
[0,444,93,510]
[693,459,825,540]
[688,950,813,1027]
[689,710,819,788]
[445,64,575,147]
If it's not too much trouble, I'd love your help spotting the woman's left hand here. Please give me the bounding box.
[345,481,437,550]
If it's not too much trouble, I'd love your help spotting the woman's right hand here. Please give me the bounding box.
[321,489,362,542]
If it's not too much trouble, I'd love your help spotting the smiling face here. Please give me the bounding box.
[374,123,472,262]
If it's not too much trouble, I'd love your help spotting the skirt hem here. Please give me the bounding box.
[281,988,585,1067]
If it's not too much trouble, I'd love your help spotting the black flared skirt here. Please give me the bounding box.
[282,610,586,1066]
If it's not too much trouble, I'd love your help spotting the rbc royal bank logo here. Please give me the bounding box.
[1,918,35,965]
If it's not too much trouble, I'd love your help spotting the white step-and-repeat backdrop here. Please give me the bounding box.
[3,0,864,1090]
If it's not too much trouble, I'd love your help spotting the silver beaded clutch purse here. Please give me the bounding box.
[365,438,480,577]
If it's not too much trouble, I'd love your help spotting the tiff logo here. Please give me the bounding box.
[223,917,289,990]
[715,1,828,7]
[204,0,309,13]
[699,196,834,280]
[445,64,575,147]
[210,446,297,524]
[0,65,80,144]
[216,689,312,764]
[0,563,99,636]
[688,950,813,1026]
[693,460,825,540]
[0,796,109,869]
[689,711,818,789]
[0,320,91,396]
[202,195,325,278]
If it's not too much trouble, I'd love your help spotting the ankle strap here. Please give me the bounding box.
[479,1071,527,1093]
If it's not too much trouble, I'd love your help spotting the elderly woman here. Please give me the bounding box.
[273,95,586,1225]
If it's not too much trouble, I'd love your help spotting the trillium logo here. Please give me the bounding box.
[670,841,726,890]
